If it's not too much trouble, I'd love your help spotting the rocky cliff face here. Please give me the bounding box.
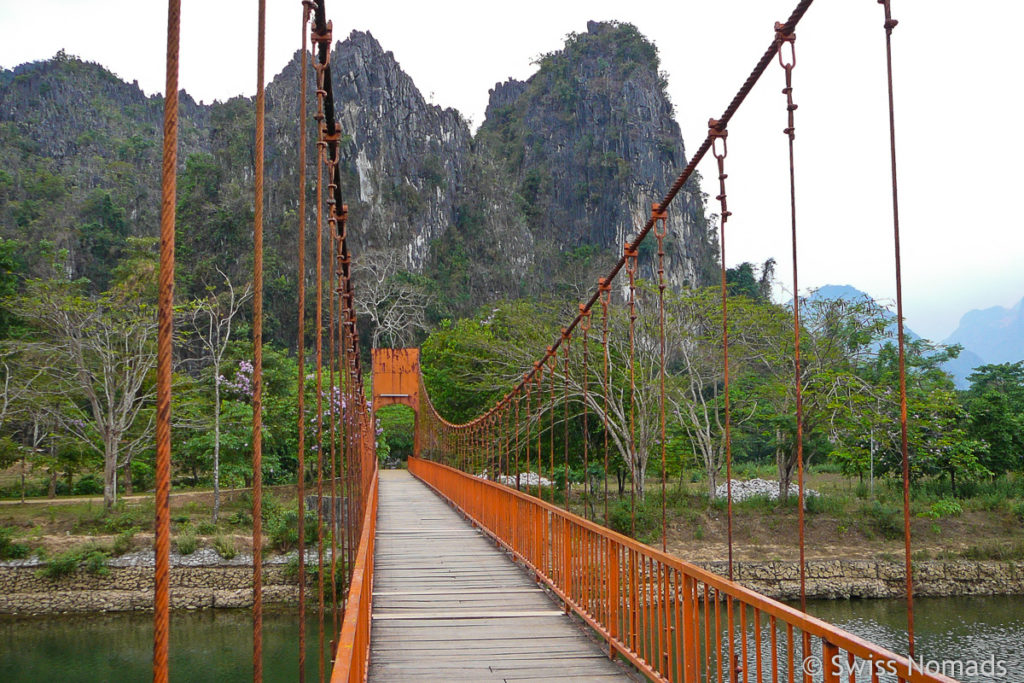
[323,31,471,268]
[0,22,717,339]
[475,21,716,291]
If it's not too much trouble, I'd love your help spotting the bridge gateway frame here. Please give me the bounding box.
[370,348,421,459]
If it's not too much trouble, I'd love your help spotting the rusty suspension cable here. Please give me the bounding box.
[878,0,915,658]
[295,3,312,679]
[251,1,267,678]
[153,1,180,681]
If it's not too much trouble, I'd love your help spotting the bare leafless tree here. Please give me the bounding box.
[183,270,252,522]
[352,248,432,349]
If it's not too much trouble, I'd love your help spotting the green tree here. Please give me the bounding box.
[7,244,160,509]
[963,362,1024,476]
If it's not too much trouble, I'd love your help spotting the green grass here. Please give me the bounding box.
[960,541,1024,561]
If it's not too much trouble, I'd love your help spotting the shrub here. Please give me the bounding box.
[112,528,136,556]
[920,499,963,520]
[608,498,659,542]
[860,501,903,540]
[228,510,253,526]
[196,521,217,535]
[39,545,109,579]
[40,550,81,579]
[213,535,236,560]
[0,527,29,559]
[82,548,109,576]
[102,507,145,533]
[1013,500,1024,523]
[71,475,103,495]
[265,505,318,553]
[175,530,198,555]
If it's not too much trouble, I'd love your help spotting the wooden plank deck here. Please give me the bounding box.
[369,470,636,682]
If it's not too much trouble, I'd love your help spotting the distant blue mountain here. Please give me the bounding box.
[808,284,921,343]
[940,347,988,389]
[809,286,1024,389]
[943,297,1024,388]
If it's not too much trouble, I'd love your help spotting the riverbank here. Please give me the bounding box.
[2,551,1022,614]
[0,548,326,614]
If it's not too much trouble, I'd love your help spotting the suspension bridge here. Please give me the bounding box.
[143,0,959,681]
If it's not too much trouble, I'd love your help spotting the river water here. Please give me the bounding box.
[0,597,1020,681]
[806,596,1023,682]
[0,609,333,682]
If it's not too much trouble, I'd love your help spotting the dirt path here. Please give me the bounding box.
[0,483,297,507]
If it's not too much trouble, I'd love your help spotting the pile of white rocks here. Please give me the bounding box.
[491,471,553,488]
[714,478,819,502]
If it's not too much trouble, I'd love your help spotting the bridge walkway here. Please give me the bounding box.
[368,470,635,681]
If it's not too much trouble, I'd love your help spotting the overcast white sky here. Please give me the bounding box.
[2,0,1022,341]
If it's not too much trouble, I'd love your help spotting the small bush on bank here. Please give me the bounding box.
[175,530,198,555]
[196,521,217,535]
[39,545,109,579]
[860,501,903,540]
[112,528,136,556]
[213,535,236,560]
[609,497,660,543]
[0,526,29,559]
[920,499,963,519]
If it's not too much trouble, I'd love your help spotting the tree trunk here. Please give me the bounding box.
[775,428,791,502]
[634,458,645,502]
[707,468,718,500]
[213,373,221,523]
[48,469,57,498]
[103,439,118,510]
[20,453,26,503]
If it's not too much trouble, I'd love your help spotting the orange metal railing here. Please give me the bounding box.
[408,456,955,683]
[330,469,377,683]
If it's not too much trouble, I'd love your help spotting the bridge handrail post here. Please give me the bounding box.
[682,573,697,683]
[562,516,572,614]
[822,639,840,683]
[607,536,619,660]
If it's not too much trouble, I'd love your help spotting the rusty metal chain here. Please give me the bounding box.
[625,243,638,537]
[710,119,735,582]
[653,204,668,553]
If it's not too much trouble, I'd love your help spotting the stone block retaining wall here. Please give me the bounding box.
[1,557,1022,614]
